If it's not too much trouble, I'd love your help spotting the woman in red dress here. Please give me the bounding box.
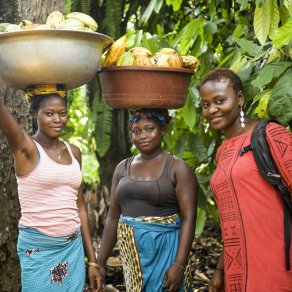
[200,68,292,292]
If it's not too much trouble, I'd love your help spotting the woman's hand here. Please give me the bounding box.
[208,269,224,292]
[88,265,106,292]
[163,264,184,292]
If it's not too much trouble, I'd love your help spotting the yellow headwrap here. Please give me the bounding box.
[25,84,67,102]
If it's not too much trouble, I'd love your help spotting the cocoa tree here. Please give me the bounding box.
[0,1,64,290]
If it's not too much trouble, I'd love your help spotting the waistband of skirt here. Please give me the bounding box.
[120,214,181,231]
[18,225,81,246]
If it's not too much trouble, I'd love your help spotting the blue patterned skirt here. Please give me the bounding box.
[118,214,192,292]
[17,226,85,292]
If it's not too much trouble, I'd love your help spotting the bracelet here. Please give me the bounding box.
[87,262,106,276]
[173,262,186,271]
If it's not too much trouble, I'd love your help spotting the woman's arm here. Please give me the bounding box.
[95,161,124,290]
[72,145,101,290]
[0,96,36,174]
[163,158,198,292]
[77,186,103,291]
[209,251,224,292]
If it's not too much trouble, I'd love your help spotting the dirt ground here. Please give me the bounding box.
[97,217,222,292]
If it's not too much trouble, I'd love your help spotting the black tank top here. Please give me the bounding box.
[115,154,179,217]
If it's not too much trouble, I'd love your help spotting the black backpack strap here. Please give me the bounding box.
[251,119,292,270]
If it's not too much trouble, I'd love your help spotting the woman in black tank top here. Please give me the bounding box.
[95,109,198,292]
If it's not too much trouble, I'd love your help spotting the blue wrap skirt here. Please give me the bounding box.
[118,214,192,292]
[17,226,85,292]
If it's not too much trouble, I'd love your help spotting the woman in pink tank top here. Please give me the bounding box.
[0,85,103,292]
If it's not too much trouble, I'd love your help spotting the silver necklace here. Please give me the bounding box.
[34,137,63,160]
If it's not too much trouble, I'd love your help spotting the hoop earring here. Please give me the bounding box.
[240,106,245,128]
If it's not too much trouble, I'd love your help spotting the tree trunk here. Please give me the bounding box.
[0,1,64,291]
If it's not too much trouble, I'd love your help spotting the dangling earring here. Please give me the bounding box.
[240,106,245,128]
[204,122,210,133]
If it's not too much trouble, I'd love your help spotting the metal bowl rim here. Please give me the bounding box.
[0,29,113,50]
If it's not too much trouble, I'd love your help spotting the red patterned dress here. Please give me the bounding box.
[211,122,292,291]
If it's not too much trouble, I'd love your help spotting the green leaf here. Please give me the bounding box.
[82,153,100,188]
[251,61,292,88]
[284,0,292,16]
[188,133,208,162]
[92,93,113,157]
[139,0,163,25]
[207,201,220,223]
[236,0,248,10]
[181,95,196,128]
[272,18,292,47]
[232,24,244,39]
[173,135,187,157]
[269,0,280,38]
[141,34,170,53]
[267,46,283,63]
[254,90,272,119]
[230,56,248,73]
[236,38,263,57]
[268,68,292,123]
[195,207,206,237]
[171,19,204,54]
[253,1,271,45]
[237,60,254,82]
[279,1,290,23]
[166,0,183,12]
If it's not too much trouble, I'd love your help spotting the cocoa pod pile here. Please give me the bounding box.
[102,36,199,70]
[0,11,98,33]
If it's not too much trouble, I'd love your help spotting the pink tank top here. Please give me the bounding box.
[17,140,82,237]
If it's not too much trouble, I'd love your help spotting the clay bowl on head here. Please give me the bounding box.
[0,29,113,90]
[98,66,194,109]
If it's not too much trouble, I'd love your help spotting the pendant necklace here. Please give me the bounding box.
[56,145,63,160]
[33,137,63,160]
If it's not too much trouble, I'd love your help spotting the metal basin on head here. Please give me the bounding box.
[0,29,113,90]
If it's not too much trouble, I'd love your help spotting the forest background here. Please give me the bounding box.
[0,0,292,290]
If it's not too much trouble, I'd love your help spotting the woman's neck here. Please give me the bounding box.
[223,118,251,139]
[140,148,164,161]
[33,133,60,148]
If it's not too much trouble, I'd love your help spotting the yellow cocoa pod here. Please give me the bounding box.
[46,11,65,28]
[58,18,85,31]
[19,19,33,29]
[129,47,152,57]
[33,24,51,30]
[133,55,152,66]
[152,52,170,67]
[66,12,98,31]
[5,24,22,32]
[117,52,135,66]
[0,23,11,32]
[157,48,182,68]
[22,23,42,30]
[159,48,177,55]
[168,54,182,68]
[181,55,199,70]
[103,35,127,66]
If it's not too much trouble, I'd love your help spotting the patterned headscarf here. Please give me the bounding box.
[129,108,171,127]
[25,84,67,102]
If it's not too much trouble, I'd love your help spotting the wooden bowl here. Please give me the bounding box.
[98,66,194,109]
